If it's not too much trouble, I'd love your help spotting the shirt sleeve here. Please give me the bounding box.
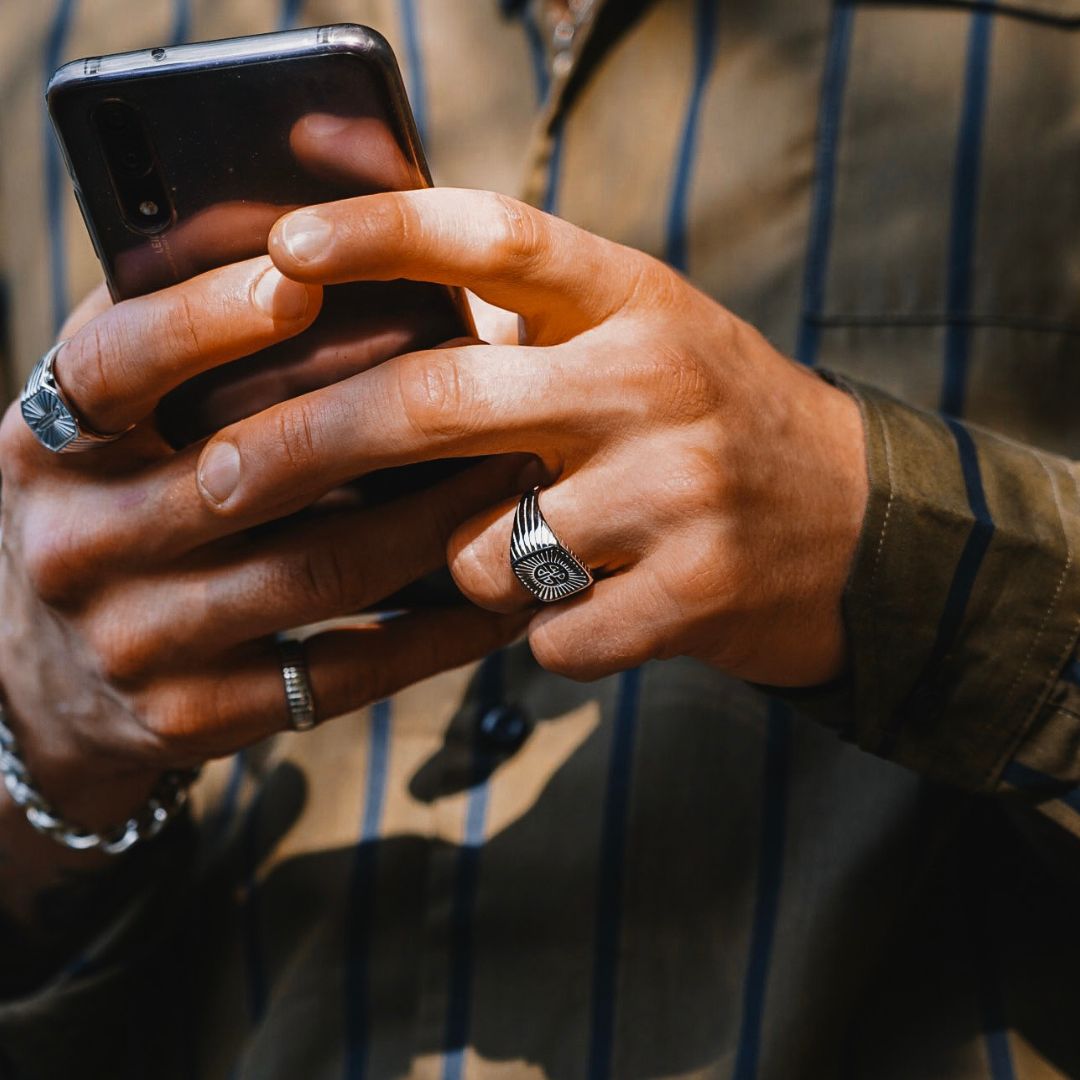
[823,375,1080,835]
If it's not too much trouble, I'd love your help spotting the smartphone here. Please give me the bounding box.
[48,25,477,604]
[46,23,474,451]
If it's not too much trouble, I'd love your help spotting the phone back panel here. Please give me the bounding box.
[47,26,472,446]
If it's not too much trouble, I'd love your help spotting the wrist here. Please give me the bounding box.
[0,692,164,838]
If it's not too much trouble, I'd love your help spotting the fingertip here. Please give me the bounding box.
[196,439,241,508]
[268,210,334,275]
[251,265,322,324]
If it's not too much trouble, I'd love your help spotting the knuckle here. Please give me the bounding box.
[528,623,593,681]
[657,443,729,516]
[161,290,204,358]
[628,255,681,310]
[140,686,201,748]
[272,401,320,472]
[88,618,155,685]
[667,531,738,612]
[491,193,546,273]
[386,195,417,251]
[397,355,475,441]
[57,323,103,413]
[448,537,513,611]
[62,317,132,417]
[18,517,85,606]
[624,343,712,423]
[296,541,361,613]
[0,404,37,485]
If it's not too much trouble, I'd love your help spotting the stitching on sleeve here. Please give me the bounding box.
[867,398,895,725]
[987,453,1079,786]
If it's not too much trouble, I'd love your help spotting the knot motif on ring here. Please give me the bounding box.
[510,487,594,604]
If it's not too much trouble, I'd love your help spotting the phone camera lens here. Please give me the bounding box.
[120,145,152,177]
[91,99,173,235]
[99,101,131,132]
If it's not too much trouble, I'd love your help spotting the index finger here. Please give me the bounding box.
[46,257,321,439]
[268,188,649,343]
[194,339,590,523]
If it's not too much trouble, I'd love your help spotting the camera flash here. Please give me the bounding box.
[138,200,159,217]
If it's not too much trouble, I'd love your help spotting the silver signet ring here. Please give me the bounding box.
[20,340,131,454]
[510,486,595,604]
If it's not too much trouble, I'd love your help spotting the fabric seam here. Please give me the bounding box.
[985,453,1080,787]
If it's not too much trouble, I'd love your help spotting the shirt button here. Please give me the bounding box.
[476,705,532,753]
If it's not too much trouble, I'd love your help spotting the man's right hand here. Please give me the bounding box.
[0,256,526,926]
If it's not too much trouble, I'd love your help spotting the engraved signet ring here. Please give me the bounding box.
[509,486,595,604]
[20,341,132,454]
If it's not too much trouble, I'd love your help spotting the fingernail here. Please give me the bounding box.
[280,213,333,264]
[198,441,241,505]
[303,113,350,137]
[252,267,311,321]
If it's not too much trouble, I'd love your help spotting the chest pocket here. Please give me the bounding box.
[817,0,1080,453]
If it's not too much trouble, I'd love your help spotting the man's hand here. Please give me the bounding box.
[189,188,868,688]
[0,254,526,898]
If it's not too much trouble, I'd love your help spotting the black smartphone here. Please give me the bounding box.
[48,24,478,605]
[46,23,474,451]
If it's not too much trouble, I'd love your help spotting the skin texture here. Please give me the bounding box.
[193,188,869,687]
[0,188,866,960]
[0,255,528,938]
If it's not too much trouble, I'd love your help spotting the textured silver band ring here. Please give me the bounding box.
[510,486,595,604]
[20,340,133,454]
[277,637,317,731]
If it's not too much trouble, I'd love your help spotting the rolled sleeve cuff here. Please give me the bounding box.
[834,377,1080,792]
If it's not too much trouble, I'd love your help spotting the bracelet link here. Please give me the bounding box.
[0,699,198,856]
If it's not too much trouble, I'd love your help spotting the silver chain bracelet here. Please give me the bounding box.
[0,699,199,856]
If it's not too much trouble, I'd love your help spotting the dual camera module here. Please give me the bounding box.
[93,100,173,234]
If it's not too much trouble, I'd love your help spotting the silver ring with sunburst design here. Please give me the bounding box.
[20,341,133,454]
[509,486,595,604]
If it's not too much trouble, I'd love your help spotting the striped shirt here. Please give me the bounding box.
[3,1,1080,1077]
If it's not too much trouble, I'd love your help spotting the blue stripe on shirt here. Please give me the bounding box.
[522,6,551,104]
[940,50,1016,1043]
[344,700,394,1080]
[400,0,430,150]
[883,417,995,754]
[278,0,304,31]
[795,0,854,367]
[240,755,269,1027]
[586,666,644,1080]
[543,120,567,216]
[973,908,1016,1080]
[442,652,504,1080]
[1001,760,1080,813]
[664,0,720,273]
[940,9,995,417]
[733,700,792,1080]
[44,0,77,334]
[169,0,192,44]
